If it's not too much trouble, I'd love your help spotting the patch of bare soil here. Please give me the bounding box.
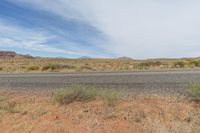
[0,91,199,133]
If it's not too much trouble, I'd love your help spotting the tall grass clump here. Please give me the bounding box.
[188,83,200,102]
[80,65,94,70]
[42,64,76,71]
[173,61,187,68]
[27,65,40,71]
[137,61,162,69]
[53,85,97,104]
[0,97,19,113]
[100,89,121,106]
[189,60,200,67]
[53,85,123,106]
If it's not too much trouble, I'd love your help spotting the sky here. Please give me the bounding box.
[0,0,200,59]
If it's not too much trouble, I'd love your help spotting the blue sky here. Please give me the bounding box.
[0,0,200,59]
[0,0,110,58]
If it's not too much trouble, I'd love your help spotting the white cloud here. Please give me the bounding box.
[0,20,76,54]
[8,0,200,58]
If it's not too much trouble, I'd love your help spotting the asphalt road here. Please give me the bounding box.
[0,70,200,94]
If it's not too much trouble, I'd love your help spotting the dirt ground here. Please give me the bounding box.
[0,90,199,133]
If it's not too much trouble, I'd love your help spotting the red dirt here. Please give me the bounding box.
[0,91,199,133]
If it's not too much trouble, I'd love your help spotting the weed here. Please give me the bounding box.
[138,61,162,68]
[188,83,200,101]
[100,89,121,106]
[27,66,40,71]
[80,65,94,70]
[189,60,200,67]
[3,102,19,113]
[42,64,76,71]
[42,64,52,71]
[65,130,70,133]
[0,96,6,102]
[173,61,186,68]
[53,85,97,104]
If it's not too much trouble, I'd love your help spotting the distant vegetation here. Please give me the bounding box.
[188,59,200,67]
[173,61,186,68]
[0,57,200,73]
[27,65,40,71]
[42,63,76,71]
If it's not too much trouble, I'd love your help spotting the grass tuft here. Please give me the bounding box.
[100,89,121,106]
[3,102,18,113]
[188,83,200,102]
[173,61,186,68]
[188,60,200,67]
[42,64,76,71]
[53,86,122,106]
[53,85,97,104]
[27,65,40,71]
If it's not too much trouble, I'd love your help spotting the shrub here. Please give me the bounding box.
[100,89,121,106]
[80,65,94,70]
[0,67,3,71]
[138,62,151,68]
[42,64,76,71]
[188,83,200,101]
[53,86,122,106]
[189,60,200,67]
[42,64,52,71]
[3,102,18,113]
[53,85,97,104]
[173,61,186,68]
[138,61,162,69]
[0,96,6,102]
[153,61,162,66]
[27,66,40,71]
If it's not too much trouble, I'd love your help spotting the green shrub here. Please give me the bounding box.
[173,61,186,68]
[153,61,162,66]
[189,60,200,67]
[0,67,3,71]
[53,86,122,106]
[42,64,76,71]
[2,102,19,113]
[138,61,162,69]
[53,85,97,104]
[0,96,6,102]
[80,65,94,70]
[100,89,121,106]
[188,83,200,101]
[27,65,40,71]
[42,64,52,71]
[138,62,151,68]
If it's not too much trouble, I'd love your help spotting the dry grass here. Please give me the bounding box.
[0,90,199,133]
[53,86,121,107]
[188,83,200,102]
[27,65,40,71]
[53,85,97,104]
[100,89,121,106]
[0,57,200,73]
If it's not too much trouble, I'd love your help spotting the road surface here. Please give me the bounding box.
[0,70,200,94]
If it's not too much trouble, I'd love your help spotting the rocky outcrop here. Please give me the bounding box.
[0,51,33,58]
